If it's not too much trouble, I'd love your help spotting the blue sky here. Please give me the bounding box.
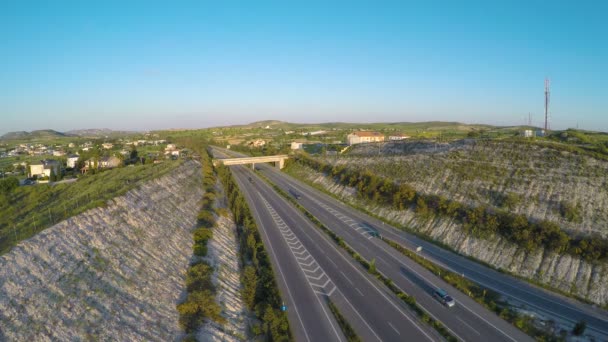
[1,1,606,134]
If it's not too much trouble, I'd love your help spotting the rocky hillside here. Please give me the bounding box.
[333,139,608,237]
[286,162,608,306]
[0,160,203,341]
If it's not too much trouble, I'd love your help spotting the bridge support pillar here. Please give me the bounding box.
[277,159,285,169]
[252,163,255,170]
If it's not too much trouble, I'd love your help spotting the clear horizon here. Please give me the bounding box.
[1,1,606,134]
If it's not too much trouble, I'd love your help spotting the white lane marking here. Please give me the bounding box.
[240,183,311,342]
[388,321,401,335]
[254,190,342,341]
[341,271,354,285]
[261,194,336,296]
[355,288,365,297]
[370,237,517,342]
[284,174,511,341]
[376,256,390,265]
[275,190,437,342]
[457,317,481,335]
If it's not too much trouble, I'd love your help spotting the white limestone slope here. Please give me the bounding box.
[0,161,203,341]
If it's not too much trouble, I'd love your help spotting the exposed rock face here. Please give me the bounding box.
[328,140,608,237]
[0,160,203,341]
[288,163,608,306]
[198,211,247,342]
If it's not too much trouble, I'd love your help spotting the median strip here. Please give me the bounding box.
[255,170,458,342]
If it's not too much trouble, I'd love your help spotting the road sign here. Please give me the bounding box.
[281,305,287,312]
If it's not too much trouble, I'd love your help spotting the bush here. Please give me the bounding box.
[572,321,586,336]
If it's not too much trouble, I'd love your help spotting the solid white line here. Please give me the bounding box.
[376,256,390,265]
[257,191,344,342]
[340,271,354,285]
[457,317,481,335]
[355,288,364,296]
[371,238,517,342]
[388,321,401,335]
[246,190,311,342]
[284,194,437,342]
[327,286,337,297]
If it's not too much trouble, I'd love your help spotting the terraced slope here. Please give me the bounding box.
[0,161,202,341]
[334,139,608,236]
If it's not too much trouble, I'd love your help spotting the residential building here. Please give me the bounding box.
[102,143,114,149]
[388,133,410,141]
[291,141,304,150]
[53,150,66,157]
[67,154,80,168]
[29,159,61,178]
[346,131,385,145]
[82,156,121,173]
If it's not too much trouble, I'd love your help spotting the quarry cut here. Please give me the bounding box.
[0,160,203,341]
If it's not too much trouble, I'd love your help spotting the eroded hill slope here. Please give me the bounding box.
[0,160,202,341]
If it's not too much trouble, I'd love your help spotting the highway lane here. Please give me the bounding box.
[231,165,441,342]
[261,166,533,342]
[230,165,344,342]
[255,162,608,339]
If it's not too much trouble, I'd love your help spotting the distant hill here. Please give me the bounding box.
[236,120,498,133]
[66,128,138,138]
[0,130,70,141]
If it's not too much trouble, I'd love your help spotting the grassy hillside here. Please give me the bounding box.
[0,160,181,254]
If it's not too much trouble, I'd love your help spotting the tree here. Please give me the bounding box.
[572,321,586,336]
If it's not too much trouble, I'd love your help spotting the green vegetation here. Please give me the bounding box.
[327,299,361,342]
[179,139,291,340]
[217,162,292,341]
[293,153,608,261]
[177,145,221,338]
[256,172,457,342]
[0,160,181,255]
[381,236,561,340]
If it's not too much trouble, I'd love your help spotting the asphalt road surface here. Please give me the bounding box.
[257,162,608,340]
[229,163,442,342]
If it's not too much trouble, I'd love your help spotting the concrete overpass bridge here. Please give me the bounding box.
[213,155,289,169]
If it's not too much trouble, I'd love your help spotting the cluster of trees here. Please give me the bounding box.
[295,154,608,262]
[177,259,224,333]
[216,160,292,341]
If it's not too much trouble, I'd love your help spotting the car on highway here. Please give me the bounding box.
[248,176,254,183]
[433,289,455,307]
[288,188,301,199]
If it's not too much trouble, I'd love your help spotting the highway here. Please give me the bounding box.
[228,163,442,341]
[260,165,533,342]
[255,162,608,340]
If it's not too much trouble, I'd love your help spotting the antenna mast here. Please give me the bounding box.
[544,78,550,131]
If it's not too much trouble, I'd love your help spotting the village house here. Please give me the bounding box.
[29,159,61,178]
[346,131,385,145]
[81,156,121,173]
[102,143,114,149]
[66,154,80,168]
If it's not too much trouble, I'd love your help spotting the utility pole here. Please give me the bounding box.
[544,78,550,132]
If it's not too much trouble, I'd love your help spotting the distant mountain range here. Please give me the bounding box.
[0,129,139,141]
